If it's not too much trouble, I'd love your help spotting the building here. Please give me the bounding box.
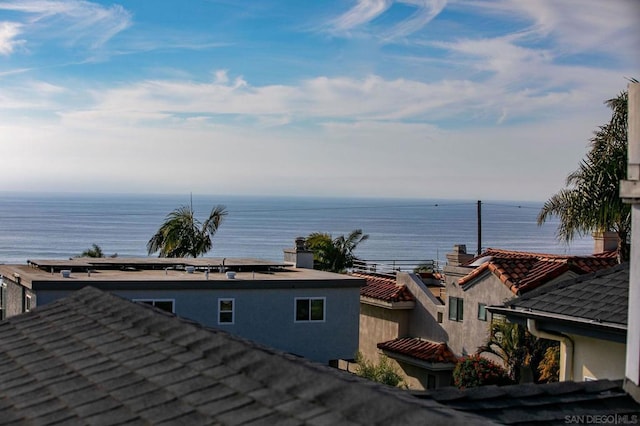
[0,255,364,364]
[441,245,618,356]
[489,263,629,381]
[356,270,455,390]
[0,286,488,425]
[0,269,36,320]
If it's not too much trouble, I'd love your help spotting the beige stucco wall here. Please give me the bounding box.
[391,359,453,390]
[358,303,410,362]
[395,273,448,342]
[443,270,515,356]
[572,335,626,381]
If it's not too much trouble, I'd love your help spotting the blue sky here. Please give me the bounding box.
[0,0,638,200]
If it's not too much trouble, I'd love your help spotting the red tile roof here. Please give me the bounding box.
[354,273,414,303]
[458,248,618,295]
[377,338,457,364]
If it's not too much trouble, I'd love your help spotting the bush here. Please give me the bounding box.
[355,352,404,387]
[537,345,560,383]
[453,355,512,389]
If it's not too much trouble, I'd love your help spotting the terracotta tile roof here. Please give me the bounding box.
[458,248,618,295]
[354,273,415,303]
[377,338,457,364]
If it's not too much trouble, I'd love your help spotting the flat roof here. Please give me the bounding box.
[0,261,364,291]
[27,257,288,269]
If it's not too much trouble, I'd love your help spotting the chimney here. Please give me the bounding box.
[620,81,640,402]
[283,237,314,269]
[446,244,474,267]
[592,231,618,253]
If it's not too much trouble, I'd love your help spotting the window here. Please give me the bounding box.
[218,298,234,324]
[437,312,443,324]
[448,297,463,322]
[25,294,32,313]
[478,303,487,321]
[295,298,325,322]
[427,374,437,390]
[0,280,6,320]
[133,299,175,313]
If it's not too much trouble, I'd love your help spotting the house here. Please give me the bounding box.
[0,286,489,425]
[488,263,629,381]
[0,253,364,365]
[620,80,640,401]
[0,269,36,320]
[441,245,618,357]
[355,270,455,390]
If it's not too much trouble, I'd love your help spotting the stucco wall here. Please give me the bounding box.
[36,286,360,364]
[443,272,515,356]
[395,273,448,343]
[359,304,409,362]
[572,334,626,381]
[392,359,453,390]
[1,277,36,318]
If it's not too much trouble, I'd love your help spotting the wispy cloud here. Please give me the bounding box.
[326,0,447,39]
[330,0,393,32]
[0,21,24,55]
[49,63,625,131]
[0,0,132,53]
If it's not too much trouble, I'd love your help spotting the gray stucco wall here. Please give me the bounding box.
[1,277,36,319]
[35,286,360,364]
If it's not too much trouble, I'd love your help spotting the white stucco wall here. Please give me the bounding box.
[572,335,626,381]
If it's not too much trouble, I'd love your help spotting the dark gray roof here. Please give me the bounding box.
[494,263,628,328]
[0,287,488,425]
[413,380,640,425]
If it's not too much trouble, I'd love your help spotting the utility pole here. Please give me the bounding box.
[477,200,482,256]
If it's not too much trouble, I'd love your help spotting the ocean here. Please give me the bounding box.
[0,192,595,269]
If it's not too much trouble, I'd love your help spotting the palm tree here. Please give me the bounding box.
[80,243,104,258]
[477,321,533,383]
[537,83,636,262]
[305,229,369,272]
[147,204,227,258]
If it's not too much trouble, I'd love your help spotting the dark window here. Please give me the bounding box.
[134,299,175,313]
[295,298,325,322]
[218,299,234,324]
[478,303,487,321]
[25,294,32,312]
[437,312,443,323]
[449,297,463,322]
[427,374,437,389]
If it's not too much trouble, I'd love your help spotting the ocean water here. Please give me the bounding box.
[0,193,595,268]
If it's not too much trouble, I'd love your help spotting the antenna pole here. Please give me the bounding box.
[477,200,482,256]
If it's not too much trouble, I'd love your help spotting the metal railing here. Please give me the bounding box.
[351,259,437,276]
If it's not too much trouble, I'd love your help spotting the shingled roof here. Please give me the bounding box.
[491,263,629,337]
[458,248,618,295]
[377,338,457,365]
[413,379,640,425]
[0,287,487,425]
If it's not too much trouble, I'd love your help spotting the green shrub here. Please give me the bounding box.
[453,354,512,389]
[355,352,404,387]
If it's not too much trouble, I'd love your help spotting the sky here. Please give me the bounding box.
[0,0,638,201]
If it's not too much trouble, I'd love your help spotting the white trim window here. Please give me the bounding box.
[25,294,32,313]
[133,299,175,313]
[218,298,235,325]
[295,297,325,322]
